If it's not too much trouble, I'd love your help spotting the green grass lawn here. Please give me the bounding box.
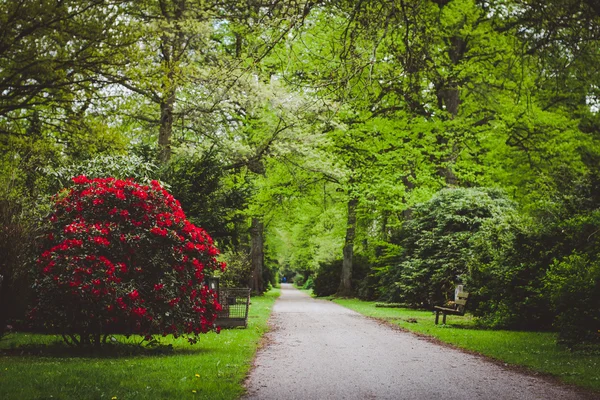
[0,288,279,400]
[333,297,600,393]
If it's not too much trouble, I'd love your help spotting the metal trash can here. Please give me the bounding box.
[216,288,251,328]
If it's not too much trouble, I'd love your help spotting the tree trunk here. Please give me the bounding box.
[250,218,264,293]
[338,197,357,297]
[435,35,466,187]
[158,90,175,164]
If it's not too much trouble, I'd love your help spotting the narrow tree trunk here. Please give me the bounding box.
[250,218,264,293]
[402,171,416,219]
[158,91,175,164]
[338,197,357,297]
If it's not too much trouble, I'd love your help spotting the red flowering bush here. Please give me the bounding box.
[30,176,225,347]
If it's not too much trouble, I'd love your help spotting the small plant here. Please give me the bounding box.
[29,176,225,347]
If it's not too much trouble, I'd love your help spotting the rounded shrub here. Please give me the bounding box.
[29,176,225,346]
[379,187,517,308]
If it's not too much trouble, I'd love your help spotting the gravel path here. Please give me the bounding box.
[244,284,594,400]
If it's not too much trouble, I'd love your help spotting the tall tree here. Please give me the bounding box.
[113,0,317,163]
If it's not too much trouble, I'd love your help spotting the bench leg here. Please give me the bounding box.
[443,312,447,325]
[435,311,440,325]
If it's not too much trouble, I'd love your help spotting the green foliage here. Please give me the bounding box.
[161,151,249,249]
[544,254,600,345]
[302,276,315,290]
[0,199,39,330]
[313,254,371,297]
[218,249,252,289]
[312,259,340,297]
[47,154,159,192]
[291,273,305,287]
[379,187,516,308]
[466,218,554,329]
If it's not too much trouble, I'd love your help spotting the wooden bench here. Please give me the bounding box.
[434,291,469,325]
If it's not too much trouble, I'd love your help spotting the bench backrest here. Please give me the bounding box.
[455,292,469,313]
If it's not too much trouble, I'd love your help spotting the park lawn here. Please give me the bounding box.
[333,298,600,393]
[0,288,279,400]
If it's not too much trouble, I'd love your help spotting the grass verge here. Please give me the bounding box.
[333,298,600,393]
[0,288,279,400]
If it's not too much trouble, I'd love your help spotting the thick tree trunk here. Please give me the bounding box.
[338,197,357,297]
[250,218,264,293]
[158,91,175,164]
[435,35,466,187]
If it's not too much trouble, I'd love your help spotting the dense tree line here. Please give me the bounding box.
[1,0,599,344]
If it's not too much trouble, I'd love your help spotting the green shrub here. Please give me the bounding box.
[47,154,159,193]
[313,259,340,296]
[0,198,39,331]
[219,249,252,288]
[313,254,370,297]
[292,273,305,287]
[302,276,315,290]
[379,187,516,308]
[467,210,600,330]
[465,212,555,329]
[544,253,600,345]
[161,151,249,249]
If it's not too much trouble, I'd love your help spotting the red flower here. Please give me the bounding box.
[150,227,167,237]
[128,289,140,301]
[116,297,127,309]
[131,307,147,317]
[42,261,56,274]
[92,236,110,246]
[132,190,148,200]
[154,283,164,291]
[72,175,88,184]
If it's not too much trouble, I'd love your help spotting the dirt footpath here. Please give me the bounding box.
[243,284,594,400]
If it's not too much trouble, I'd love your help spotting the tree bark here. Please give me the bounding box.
[250,218,264,293]
[435,34,466,187]
[338,197,358,297]
[158,89,175,164]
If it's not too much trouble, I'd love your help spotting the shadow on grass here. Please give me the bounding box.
[0,338,212,359]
